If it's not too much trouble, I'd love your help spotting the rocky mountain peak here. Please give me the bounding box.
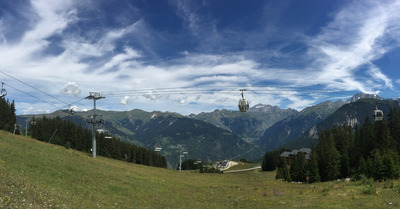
[248,104,293,113]
[346,93,384,103]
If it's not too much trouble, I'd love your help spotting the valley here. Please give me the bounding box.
[16,93,400,167]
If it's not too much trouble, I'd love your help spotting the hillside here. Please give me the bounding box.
[259,100,345,151]
[284,98,400,149]
[15,94,397,165]
[17,110,262,168]
[2,131,400,208]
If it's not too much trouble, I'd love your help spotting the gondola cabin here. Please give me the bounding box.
[238,99,249,112]
[238,89,249,112]
[373,108,383,121]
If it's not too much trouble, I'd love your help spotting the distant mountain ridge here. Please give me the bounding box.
[284,98,400,149]
[189,104,297,143]
[16,93,399,166]
[257,93,396,152]
[258,100,345,152]
[345,93,384,103]
[18,109,263,167]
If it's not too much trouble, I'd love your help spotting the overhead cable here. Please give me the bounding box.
[0,70,70,106]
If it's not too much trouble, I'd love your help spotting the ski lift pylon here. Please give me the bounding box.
[238,89,249,112]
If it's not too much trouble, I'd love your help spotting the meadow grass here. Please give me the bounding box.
[1,130,400,208]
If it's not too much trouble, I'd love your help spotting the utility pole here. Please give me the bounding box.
[85,92,105,158]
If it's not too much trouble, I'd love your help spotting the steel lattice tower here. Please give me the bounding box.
[85,92,105,158]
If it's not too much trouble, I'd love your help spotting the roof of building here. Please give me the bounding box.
[280,148,312,159]
[280,151,291,158]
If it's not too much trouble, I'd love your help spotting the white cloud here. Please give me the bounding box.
[2,0,400,115]
[172,0,201,35]
[367,63,393,89]
[22,106,51,115]
[120,96,130,105]
[305,0,400,93]
[62,81,81,96]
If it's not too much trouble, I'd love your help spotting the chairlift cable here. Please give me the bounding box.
[0,70,70,106]
[3,82,85,115]
[5,83,63,110]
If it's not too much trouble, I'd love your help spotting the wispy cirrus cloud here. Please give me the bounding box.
[1,0,400,115]
[306,0,400,93]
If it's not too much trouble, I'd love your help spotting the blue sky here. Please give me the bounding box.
[1,0,399,115]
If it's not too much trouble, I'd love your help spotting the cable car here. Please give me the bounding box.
[0,82,6,98]
[238,89,249,112]
[373,107,383,121]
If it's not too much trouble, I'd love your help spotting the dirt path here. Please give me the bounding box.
[221,161,238,170]
[223,166,261,173]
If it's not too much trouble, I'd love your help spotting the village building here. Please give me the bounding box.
[280,148,311,164]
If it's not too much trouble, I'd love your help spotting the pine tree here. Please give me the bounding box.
[262,151,279,171]
[357,156,368,178]
[387,106,400,152]
[282,165,291,182]
[306,145,320,183]
[382,150,399,179]
[275,167,284,180]
[317,132,340,181]
[0,98,17,133]
[374,120,393,152]
[371,149,385,181]
[276,160,291,181]
[340,153,350,178]
[290,153,306,182]
[357,117,375,160]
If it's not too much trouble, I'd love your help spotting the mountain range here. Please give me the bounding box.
[17,93,400,167]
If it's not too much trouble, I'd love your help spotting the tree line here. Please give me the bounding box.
[0,98,18,134]
[263,106,400,182]
[27,116,167,168]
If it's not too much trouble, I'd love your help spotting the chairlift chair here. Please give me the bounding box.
[68,106,75,116]
[0,82,6,98]
[373,107,383,121]
[104,130,112,139]
[238,89,249,112]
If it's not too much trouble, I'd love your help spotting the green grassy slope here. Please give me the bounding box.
[1,131,400,208]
